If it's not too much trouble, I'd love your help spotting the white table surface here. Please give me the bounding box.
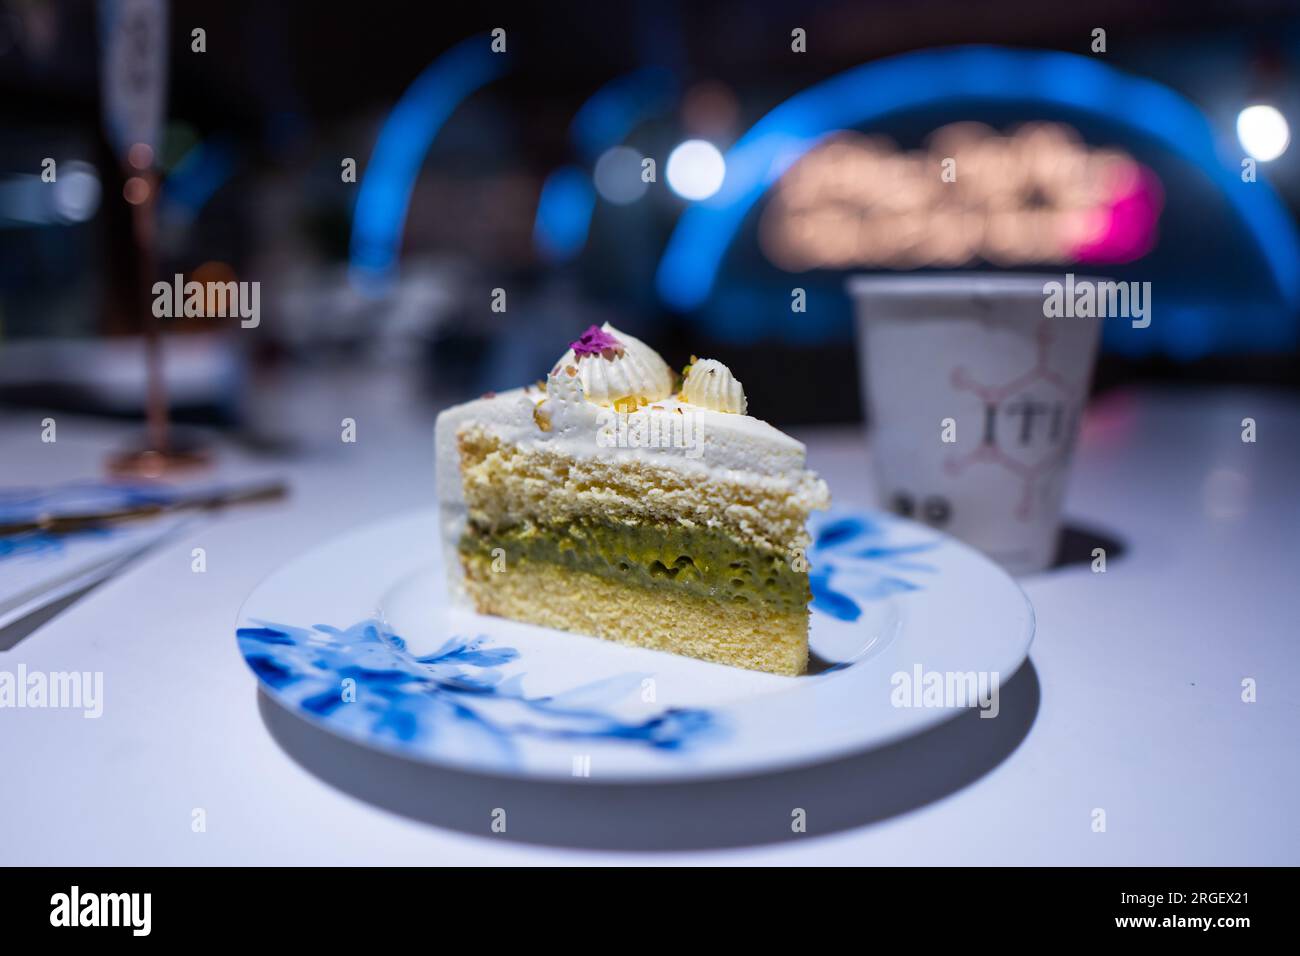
[2,377,1297,865]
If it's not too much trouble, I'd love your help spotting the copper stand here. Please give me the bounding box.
[106,165,212,479]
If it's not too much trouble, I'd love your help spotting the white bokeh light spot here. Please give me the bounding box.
[666,139,725,200]
[1237,104,1289,162]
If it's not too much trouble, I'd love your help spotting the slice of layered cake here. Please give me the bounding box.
[434,324,830,675]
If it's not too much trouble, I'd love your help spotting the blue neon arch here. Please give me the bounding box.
[349,35,509,294]
[655,45,1300,313]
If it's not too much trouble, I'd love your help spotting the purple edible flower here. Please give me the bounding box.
[569,324,623,357]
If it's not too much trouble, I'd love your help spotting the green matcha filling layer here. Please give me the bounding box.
[460,518,810,613]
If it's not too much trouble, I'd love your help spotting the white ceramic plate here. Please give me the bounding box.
[237,508,1033,782]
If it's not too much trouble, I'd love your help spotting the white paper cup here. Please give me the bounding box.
[849,273,1103,576]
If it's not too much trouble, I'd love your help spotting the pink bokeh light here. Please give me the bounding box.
[1071,163,1164,264]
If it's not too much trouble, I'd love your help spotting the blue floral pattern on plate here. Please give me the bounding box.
[238,619,718,761]
[808,513,937,622]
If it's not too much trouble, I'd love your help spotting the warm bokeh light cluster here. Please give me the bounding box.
[759,122,1161,271]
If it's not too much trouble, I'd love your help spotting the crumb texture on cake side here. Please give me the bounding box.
[456,425,823,555]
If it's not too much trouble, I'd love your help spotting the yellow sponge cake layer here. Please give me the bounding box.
[461,551,809,675]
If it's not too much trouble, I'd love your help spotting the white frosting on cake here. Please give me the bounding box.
[436,384,812,489]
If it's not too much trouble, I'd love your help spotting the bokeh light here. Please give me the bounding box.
[1237,104,1289,161]
[666,140,725,201]
[593,146,647,204]
[123,176,151,205]
[51,161,101,223]
[127,142,154,171]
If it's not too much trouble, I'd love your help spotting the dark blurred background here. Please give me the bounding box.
[2,0,1298,431]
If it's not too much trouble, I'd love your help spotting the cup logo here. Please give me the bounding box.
[944,320,1081,520]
